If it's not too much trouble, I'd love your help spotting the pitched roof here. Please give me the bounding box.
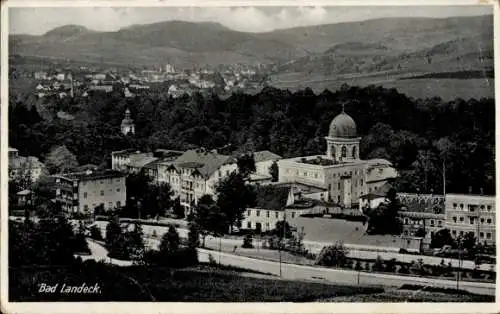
[253,150,282,163]
[128,155,158,169]
[59,170,125,181]
[398,193,445,214]
[170,149,235,178]
[254,185,292,211]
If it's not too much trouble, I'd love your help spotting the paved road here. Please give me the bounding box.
[82,238,495,296]
[93,220,494,271]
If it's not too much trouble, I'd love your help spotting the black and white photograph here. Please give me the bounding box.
[2,1,497,310]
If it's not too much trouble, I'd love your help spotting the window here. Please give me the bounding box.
[266,211,270,218]
[404,218,409,224]
[291,212,296,218]
[438,221,442,227]
[487,205,492,212]
[338,182,341,190]
[247,222,252,229]
[459,204,464,209]
[100,190,104,196]
[83,192,88,198]
[116,188,120,192]
[480,232,485,238]
[341,146,347,158]
[314,173,318,178]
[453,217,457,223]
[470,218,475,225]
[247,210,251,216]
[265,222,270,229]
[453,203,457,208]
[360,179,363,186]
[481,218,485,224]
[352,146,357,158]
[116,201,121,208]
[430,220,434,226]
[459,217,464,222]
[407,240,411,245]
[256,210,260,217]
[486,233,492,239]
[337,196,340,202]
[226,170,230,176]
[218,170,222,177]
[452,230,457,236]
[275,211,279,218]
[487,218,492,224]
[84,205,89,211]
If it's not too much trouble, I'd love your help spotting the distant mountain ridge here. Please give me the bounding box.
[9,15,493,70]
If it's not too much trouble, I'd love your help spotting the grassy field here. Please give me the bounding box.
[10,262,383,302]
[269,72,494,101]
[320,288,494,302]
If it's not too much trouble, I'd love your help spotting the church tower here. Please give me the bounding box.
[121,108,135,135]
[324,105,361,163]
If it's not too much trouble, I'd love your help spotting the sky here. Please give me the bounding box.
[9,5,493,35]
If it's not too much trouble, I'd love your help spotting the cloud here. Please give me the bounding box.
[9,6,493,35]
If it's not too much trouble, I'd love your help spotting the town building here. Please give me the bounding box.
[53,169,126,214]
[398,193,446,246]
[156,148,238,211]
[8,147,46,183]
[111,150,153,172]
[278,108,397,209]
[121,109,135,135]
[444,193,495,245]
[241,182,327,232]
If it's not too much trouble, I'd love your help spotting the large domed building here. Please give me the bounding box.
[277,107,397,208]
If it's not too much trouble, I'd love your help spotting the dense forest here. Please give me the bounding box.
[9,84,495,195]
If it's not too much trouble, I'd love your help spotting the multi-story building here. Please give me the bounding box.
[157,148,238,211]
[398,193,446,246]
[54,170,126,214]
[8,147,46,183]
[111,150,153,172]
[444,193,495,245]
[278,109,397,209]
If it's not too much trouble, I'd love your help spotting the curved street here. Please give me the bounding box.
[81,238,495,296]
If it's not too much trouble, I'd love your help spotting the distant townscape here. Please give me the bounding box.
[7,7,496,303]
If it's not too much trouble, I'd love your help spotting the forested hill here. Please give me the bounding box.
[9,85,495,195]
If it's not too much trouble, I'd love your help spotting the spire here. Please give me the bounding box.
[341,102,345,113]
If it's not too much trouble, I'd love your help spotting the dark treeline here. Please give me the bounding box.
[9,84,495,195]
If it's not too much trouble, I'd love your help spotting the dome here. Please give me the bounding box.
[328,111,357,138]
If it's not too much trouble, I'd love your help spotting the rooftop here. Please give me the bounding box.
[253,150,282,163]
[59,169,125,181]
[168,149,236,178]
[254,185,292,211]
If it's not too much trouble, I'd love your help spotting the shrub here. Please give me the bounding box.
[372,256,384,272]
[384,258,397,273]
[89,225,103,241]
[208,254,217,265]
[316,242,349,267]
[354,260,363,271]
[242,234,254,248]
[364,262,371,271]
[398,264,410,274]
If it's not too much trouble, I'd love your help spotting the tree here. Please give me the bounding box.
[90,225,103,241]
[430,229,456,249]
[273,220,293,239]
[192,194,225,246]
[105,216,122,249]
[160,225,180,253]
[316,242,349,268]
[172,197,185,218]
[268,160,279,182]
[237,153,256,178]
[215,172,256,233]
[128,223,145,262]
[187,222,200,248]
[44,145,78,174]
[242,234,254,248]
[158,182,174,217]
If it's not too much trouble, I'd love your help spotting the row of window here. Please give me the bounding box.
[246,221,270,230]
[403,218,443,227]
[333,145,356,159]
[451,203,493,212]
[83,201,121,211]
[247,210,296,219]
[451,216,493,224]
[451,229,493,240]
[83,189,121,198]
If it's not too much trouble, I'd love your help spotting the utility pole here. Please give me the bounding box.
[456,240,462,292]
